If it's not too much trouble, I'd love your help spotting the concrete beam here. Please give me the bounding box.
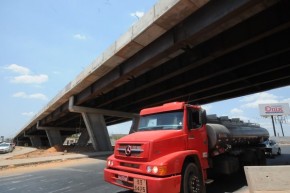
[37,122,78,131]
[24,133,47,138]
[244,166,290,193]
[129,117,139,134]
[69,96,129,151]
[81,112,112,151]
[29,136,42,147]
[45,130,63,147]
[77,129,90,146]
[69,96,139,118]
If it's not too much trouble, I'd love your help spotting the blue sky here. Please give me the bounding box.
[0,0,289,139]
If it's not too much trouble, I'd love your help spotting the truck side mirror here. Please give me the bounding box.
[201,109,207,124]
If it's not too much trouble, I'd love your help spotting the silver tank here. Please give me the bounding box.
[206,123,269,150]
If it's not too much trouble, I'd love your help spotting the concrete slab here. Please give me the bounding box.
[15,0,210,139]
[244,166,290,193]
[154,0,207,30]
[116,40,144,59]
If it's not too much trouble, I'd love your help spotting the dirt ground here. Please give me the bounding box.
[7,145,95,160]
[0,158,102,176]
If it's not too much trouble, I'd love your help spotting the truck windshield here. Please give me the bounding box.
[138,110,183,131]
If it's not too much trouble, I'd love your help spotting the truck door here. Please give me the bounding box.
[187,107,208,168]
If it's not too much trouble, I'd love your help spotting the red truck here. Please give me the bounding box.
[104,102,269,193]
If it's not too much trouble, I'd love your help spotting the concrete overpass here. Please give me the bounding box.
[14,0,290,151]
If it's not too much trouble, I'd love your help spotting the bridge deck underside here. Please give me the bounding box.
[21,0,290,138]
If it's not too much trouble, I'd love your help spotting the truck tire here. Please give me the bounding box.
[240,150,259,166]
[269,149,274,158]
[181,163,205,193]
[256,149,266,166]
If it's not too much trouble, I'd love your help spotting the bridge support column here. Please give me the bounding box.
[45,130,63,147]
[69,96,139,151]
[37,122,79,147]
[77,129,90,146]
[129,117,139,134]
[29,136,42,147]
[82,113,111,151]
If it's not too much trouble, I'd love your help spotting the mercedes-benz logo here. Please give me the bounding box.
[125,145,132,156]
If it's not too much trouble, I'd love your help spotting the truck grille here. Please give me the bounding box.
[120,162,140,169]
[116,143,148,160]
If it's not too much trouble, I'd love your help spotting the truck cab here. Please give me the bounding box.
[104,102,208,193]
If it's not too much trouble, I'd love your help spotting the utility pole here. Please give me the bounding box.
[271,115,277,137]
[278,116,285,137]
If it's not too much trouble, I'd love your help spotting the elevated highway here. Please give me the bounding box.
[15,0,290,151]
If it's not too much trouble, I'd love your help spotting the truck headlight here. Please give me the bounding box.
[107,160,114,167]
[152,166,158,174]
[146,166,152,173]
[146,165,167,175]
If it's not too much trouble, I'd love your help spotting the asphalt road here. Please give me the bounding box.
[0,158,126,193]
[0,145,289,193]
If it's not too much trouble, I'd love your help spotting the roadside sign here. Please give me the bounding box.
[259,103,290,117]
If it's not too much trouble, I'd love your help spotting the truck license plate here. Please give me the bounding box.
[118,175,128,182]
[134,178,147,193]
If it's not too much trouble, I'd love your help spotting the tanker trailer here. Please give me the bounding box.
[206,117,269,175]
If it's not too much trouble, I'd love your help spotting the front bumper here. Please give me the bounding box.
[104,168,181,193]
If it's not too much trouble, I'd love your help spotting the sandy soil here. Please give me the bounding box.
[0,158,103,176]
[7,145,95,160]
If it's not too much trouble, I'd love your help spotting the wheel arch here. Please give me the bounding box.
[180,154,206,193]
[182,153,205,178]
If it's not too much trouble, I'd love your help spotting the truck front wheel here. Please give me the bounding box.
[181,163,205,193]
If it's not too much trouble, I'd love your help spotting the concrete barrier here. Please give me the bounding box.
[244,166,290,193]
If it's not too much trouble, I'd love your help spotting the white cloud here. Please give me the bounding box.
[22,112,35,116]
[241,92,279,109]
[228,107,254,123]
[13,92,27,98]
[5,64,31,75]
[281,98,290,104]
[230,108,243,115]
[202,104,212,113]
[11,74,48,84]
[130,11,144,19]
[73,34,87,40]
[4,64,48,84]
[13,92,48,100]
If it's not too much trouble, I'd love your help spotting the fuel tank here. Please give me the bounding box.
[206,123,269,150]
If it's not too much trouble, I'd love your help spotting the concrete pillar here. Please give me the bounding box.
[30,136,42,147]
[82,112,112,151]
[45,130,63,147]
[69,96,138,151]
[77,129,90,146]
[61,136,67,144]
[129,117,139,134]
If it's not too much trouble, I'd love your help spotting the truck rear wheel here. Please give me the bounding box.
[257,149,266,165]
[181,163,205,193]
